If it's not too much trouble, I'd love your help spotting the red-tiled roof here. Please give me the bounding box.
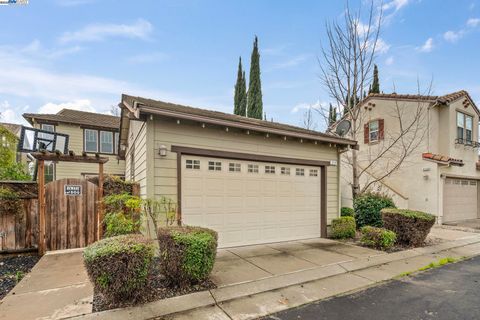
[422,152,464,166]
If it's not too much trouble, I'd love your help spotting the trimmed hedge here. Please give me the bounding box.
[360,226,396,250]
[354,193,396,228]
[381,208,435,247]
[157,226,218,286]
[340,207,355,217]
[83,234,155,304]
[331,216,356,239]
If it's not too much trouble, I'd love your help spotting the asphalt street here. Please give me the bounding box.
[264,255,480,320]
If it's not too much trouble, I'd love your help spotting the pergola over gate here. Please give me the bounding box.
[32,152,109,255]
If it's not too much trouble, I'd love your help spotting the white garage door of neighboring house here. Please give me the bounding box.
[181,156,321,248]
[443,178,478,223]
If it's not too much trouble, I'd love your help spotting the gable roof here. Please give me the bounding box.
[23,109,120,130]
[330,90,479,130]
[0,122,22,137]
[119,94,357,153]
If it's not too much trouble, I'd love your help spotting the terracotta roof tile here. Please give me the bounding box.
[23,109,120,130]
[422,152,464,166]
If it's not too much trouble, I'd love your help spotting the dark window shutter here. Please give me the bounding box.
[364,123,369,144]
[379,119,385,140]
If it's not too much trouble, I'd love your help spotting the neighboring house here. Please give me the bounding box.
[118,94,357,248]
[338,90,480,224]
[23,109,125,182]
[0,122,24,163]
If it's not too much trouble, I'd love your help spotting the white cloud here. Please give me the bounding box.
[59,19,153,43]
[382,0,410,12]
[419,37,434,52]
[467,18,480,27]
[291,100,323,114]
[38,99,96,114]
[385,56,395,65]
[0,101,30,125]
[20,40,82,59]
[126,52,168,64]
[443,30,463,42]
[375,39,391,54]
[270,54,311,70]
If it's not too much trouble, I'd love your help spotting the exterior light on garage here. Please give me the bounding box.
[176,119,181,124]
[246,130,250,135]
[225,127,229,132]
[202,123,205,128]
[300,139,303,143]
[314,141,318,145]
[158,145,168,157]
[283,136,287,141]
[266,133,269,138]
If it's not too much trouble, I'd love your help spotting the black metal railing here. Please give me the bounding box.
[455,138,480,148]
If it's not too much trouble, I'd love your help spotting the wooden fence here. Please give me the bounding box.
[0,181,39,253]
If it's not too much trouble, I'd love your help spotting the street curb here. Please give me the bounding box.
[65,235,480,320]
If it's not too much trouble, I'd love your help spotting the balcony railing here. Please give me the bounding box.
[455,138,480,148]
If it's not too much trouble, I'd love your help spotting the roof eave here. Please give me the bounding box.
[137,104,357,147]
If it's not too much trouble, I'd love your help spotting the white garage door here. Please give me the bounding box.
[443,178,478,223]
[181,156,321,248]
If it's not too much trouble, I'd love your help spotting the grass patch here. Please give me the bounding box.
[397,257,462,278]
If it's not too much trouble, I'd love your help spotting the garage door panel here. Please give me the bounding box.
[443,178,478,222]
[182,156,322,247]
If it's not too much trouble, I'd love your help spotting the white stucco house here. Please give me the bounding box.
[338,90,480,224]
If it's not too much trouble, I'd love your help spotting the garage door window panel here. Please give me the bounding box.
[208,161,222,171]
[265,165,276,174]
[248,164,259,173]
[281,167,290,175]
[296,168,305,176]
[229,162,241,172]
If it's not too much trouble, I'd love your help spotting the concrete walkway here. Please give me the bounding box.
[0,249,92,320]
[1,227,480,320]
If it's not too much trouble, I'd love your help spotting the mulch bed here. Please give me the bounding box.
[92,257,216,312]
[334,231,445,253]
[0,254,40,300]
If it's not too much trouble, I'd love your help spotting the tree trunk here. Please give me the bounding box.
[351,148,360,199]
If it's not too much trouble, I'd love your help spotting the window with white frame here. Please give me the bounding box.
[281,167,290,175]
[265,165,275,174]
[41,124,55,132]
[100,131,114,154]
[186,159,200,169]
[369,120,379,142]
[208,161,222,171]
[457,112,474,143]
[309,169,318,177]
[84,129,98,152]
[229,162,241,172]
[296,168,305,176]
[248,164,259,173]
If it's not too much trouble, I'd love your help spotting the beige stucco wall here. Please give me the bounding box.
[340,97,480,222]
[33,122,125,180]
[137,116,342,225]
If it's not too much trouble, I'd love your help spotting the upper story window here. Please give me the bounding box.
[84,129,118,154]
[457,112,473,144]
[41,124,55,132]
[364,119,384,144]
[369,120,379,142]
[84,129,98,152]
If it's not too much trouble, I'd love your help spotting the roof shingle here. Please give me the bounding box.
[23,109,120,130]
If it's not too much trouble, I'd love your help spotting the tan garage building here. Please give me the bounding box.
[118,94,357,247]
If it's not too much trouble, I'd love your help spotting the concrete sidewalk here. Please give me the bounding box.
[2,227,480,320]
[0,248,92,320]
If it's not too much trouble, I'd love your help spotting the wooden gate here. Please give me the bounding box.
[44,178,99,250]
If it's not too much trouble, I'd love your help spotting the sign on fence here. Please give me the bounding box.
[64,185,82,196]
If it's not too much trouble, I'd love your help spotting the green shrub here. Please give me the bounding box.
[0,162,30,181]
[354,192,396,228]
[103,212,140,237]
[360,226,396,250]
[381,208,435,247]
[331,216,356,239]
[157,226,218,286]
[102,193,142,238]
[340,207,355,217]
[83,234,155,304]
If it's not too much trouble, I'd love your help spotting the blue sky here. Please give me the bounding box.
[0,0,479,130]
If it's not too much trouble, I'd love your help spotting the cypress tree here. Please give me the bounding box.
[328,103,337,125]
[239,71,247,116]
[234,57,247,116]
[369,64,380,94]
[247,36,263,119]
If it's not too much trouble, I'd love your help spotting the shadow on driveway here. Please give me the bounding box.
[264,255,480,320]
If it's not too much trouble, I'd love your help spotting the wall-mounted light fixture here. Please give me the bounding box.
[159,145,167,157]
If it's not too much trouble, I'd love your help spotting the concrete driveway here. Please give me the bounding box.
[443,219,480,230]
[211,238,382,287]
